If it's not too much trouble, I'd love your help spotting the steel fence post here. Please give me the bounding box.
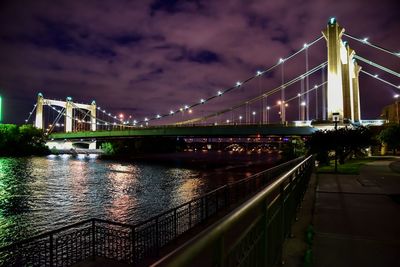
[91,219,96,260]
[49,234,54,267]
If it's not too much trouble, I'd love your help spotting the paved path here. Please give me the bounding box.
[313,159,400,267]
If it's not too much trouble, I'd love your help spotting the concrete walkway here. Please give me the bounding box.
[313,159,400,267]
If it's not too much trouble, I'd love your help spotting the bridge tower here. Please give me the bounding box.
[34,93,97,132]
[351,60,362,121]
[90,100,97,131]
[65,97,73,132]
[35,93,44,129]
[322,18,362,122]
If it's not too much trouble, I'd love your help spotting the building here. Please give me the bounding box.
[381,100,400,123]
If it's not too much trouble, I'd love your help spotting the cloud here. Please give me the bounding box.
[0,0,399,123]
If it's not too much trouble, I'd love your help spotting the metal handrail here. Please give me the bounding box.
[152,155,313,267]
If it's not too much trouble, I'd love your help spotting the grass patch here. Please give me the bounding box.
[317,158,374,174]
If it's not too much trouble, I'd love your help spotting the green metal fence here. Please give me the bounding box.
[153,155,314,267]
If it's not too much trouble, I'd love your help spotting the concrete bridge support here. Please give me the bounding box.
[46,140,97,150]
[35,93,44,129]
[322,18,362,122]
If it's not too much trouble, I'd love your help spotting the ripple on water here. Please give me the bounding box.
[0,153,279,246]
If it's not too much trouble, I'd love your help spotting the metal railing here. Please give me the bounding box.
[0,157,305,267]
[153,155,314,267]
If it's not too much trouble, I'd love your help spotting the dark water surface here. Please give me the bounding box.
[0,152,279,247]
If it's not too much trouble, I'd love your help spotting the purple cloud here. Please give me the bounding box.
[0,0,399,124]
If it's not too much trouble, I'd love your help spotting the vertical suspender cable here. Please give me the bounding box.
[281,62,285,124]
[322,65,326,120]
[305,46,309,121]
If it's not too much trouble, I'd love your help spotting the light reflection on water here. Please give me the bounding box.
[0,153,277,247]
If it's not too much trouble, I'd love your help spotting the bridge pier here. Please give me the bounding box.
[46,140,97,151]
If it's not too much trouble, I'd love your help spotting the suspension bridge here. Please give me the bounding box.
[23,19,398,147]
[3,18,400,267]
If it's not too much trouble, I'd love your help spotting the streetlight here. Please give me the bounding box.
[277,100,285,123]
[266,106,270,124]
[297,93,301,120]
[252,111,256,124]
[332,112,340,173]
[239,115,243,124]
[301,101,306,121]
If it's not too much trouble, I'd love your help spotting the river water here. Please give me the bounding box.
[0,152,279,247]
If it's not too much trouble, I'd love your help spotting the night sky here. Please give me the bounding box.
[0,0,399,124]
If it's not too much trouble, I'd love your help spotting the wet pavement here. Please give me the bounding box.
[313,159,400,267]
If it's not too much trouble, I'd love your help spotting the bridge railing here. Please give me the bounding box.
[152,155,314,267]
[0,157,305,267]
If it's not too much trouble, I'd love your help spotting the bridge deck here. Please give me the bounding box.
[49,125,316,140]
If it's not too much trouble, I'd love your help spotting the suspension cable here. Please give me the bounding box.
[24,104,37,123]
[360,69,400,91]
[132,36,324,125]
[344,33,400,58]
[354,55,400,78]
[47,107,65,134]
[176,62,327,125]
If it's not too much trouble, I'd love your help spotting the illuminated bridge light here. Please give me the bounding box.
[170,110,174,114]
[236,81,242,87]
[200,99,205,103]
[256,70,262,76]
[217,90,223,96]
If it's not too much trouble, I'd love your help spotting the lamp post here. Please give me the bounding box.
[297,93,301,120]
[301,101,306,122]
[239,115,243,125]
[332,112,340,173]
[252,111,256,124]
[266,106,270,124]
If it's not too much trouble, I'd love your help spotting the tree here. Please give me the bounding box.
[0,124,49,156]
[101,142,115,156]
[379,124,400,154]
[307,126,374,165]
